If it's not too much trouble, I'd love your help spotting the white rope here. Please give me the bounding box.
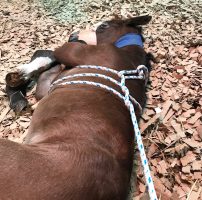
[51,73,142,112]
[50,65,157,200]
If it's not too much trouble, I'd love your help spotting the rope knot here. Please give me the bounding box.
[137,65,149,85]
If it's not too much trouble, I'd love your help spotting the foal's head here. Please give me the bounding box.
[69,15,151,46]
[95,15,152,44]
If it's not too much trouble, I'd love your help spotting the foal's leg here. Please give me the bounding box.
[6,50,60,112]
[18,50,59,79]
[35,64,64,100]
[5,73,30,113]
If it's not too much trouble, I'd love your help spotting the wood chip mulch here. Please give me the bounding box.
[0,0,201,199]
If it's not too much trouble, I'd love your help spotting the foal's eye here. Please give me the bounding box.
[97,22,110,31]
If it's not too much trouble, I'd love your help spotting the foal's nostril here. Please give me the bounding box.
[68,31,79,42]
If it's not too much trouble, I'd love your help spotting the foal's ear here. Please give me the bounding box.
[126,15,152,26]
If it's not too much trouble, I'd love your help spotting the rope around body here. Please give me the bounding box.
[50,65,157,200]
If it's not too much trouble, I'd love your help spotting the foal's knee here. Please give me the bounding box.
[54,42,85,66]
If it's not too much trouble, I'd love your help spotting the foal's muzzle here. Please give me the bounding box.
[68,31,87,44]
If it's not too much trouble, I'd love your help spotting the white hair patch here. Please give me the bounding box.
[18,57,52,78]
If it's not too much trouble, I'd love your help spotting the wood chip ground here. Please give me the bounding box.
[0,0,201,199]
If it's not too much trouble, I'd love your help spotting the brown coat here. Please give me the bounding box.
[0,16,152,200]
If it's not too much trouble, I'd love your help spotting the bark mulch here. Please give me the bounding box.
[0,0,201,199]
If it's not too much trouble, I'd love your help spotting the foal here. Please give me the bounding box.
[2,16,152,200]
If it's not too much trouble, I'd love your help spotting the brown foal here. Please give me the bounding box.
[1,15,152,200]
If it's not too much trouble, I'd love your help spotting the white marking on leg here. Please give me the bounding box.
[18,57,52,78]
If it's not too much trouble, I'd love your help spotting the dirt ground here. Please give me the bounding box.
[0,0,201,199]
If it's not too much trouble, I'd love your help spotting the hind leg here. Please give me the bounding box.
[5,50,60,112]
[5,72,30,113]
[18,50,59,79]
[35,64,64,100]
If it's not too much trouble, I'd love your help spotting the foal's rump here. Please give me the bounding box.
[0,131,131,200]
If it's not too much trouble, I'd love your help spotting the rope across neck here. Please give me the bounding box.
[50,65,157,200]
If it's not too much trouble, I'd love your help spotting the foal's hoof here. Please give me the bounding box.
[5,72,29,113]
[9,91,28,113]
[5,72,27,88]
